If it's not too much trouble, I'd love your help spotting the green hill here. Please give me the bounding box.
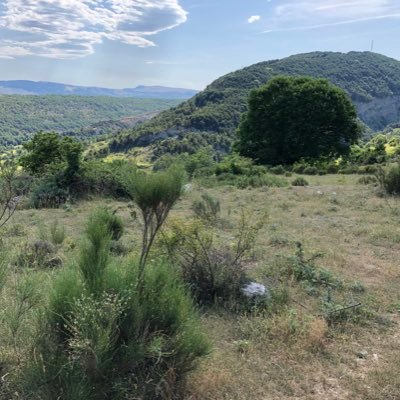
[0,95,181,148]
[109,51,400,156]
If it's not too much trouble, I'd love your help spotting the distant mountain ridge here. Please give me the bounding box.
[109,51,400,156]
[0,81,198,99]
[0,95,181,148]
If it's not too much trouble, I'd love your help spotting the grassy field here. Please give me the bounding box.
[1,174,399,399]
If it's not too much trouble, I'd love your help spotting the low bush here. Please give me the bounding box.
[25,209,209,400]
[29,173,68,208]
[269,165,286,175]
[95,207,124,241]
[303,166,319,175]
[292,177,309,186]
[192,193,221,225]
[49,220,66,245]
[376,163,400,195]
[358,175,377,185]
[234,174,287,189]
[161,211,266,308]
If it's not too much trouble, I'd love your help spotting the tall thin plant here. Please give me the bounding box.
[122,165,185,284]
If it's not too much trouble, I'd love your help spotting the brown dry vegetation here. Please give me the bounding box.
[1,174,399,399]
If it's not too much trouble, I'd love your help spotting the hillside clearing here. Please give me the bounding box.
[1,174,399,399]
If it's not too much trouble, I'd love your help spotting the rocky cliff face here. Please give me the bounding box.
[356,96,400,131]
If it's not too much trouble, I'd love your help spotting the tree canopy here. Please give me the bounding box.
[236,76,362,165]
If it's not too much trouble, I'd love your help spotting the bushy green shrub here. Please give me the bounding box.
[234,174,287,189]
[269,165,286,175]
[25,210,209,400]
[94,207,124,241]
[303,166,319,175]
[192,193,221,225]
[338,165,359,174]
[49,220,66,245]
[292,164,305,174]
[376,163,400,195]
[122,165,185,279]
[358,175,377,185]
[292,177,309,186]
[75,160,129,199]
[29,174,68,208]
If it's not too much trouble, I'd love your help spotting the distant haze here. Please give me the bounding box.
[0,81,198,100]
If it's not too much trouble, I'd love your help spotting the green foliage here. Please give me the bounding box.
[292,177,309,186]
[122,165,185,279]
[49,220,66,245]
[192,193,221,225]
[269,165,286,175]
[375,163,400,195]
[109,51,400,157]
[0,159,19,228]
[27,210,209,399]
[94,207,124,241]
[288,243,343,290]
[0,95,181,148]
[153,147,216,179]
[79,209,112,294]
[20,132,83,178]
[236,76,362,165]
[79,160,129,198]
[29,173,68,208]
[161,211,266,307]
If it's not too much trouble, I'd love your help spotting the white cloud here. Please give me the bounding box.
[262,0,400,33]
[0,0,188,59]
[248,15,261,24]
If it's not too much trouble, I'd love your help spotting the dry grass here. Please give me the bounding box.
[1,174,400,399]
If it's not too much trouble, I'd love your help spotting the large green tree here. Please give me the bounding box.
[20,132,83,177]
[236,76,362,165]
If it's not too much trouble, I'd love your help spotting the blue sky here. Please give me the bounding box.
[0,0,399,90]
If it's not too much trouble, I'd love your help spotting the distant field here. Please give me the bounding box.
[0,95,181,148]
[1,174,399,399]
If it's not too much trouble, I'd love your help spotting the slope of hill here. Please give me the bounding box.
[0,96,181,147]
[109,52,400,156]
[0,81,198,99]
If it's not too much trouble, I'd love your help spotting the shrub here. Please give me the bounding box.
[234,174,287,189]
[122,165,185,281]
[288,243,343,290]
[326,163,339,174]
[95,207,124,241]
[292,177,309,186]
[292,164,305,174]
[161,211,266,307]
[15,240,57,269]
[26,210,209,400]
[29,173,68,208]
[269,165,286,175]
[303,166,319,175]
[192,193,221,225]
[49,220,66,245]
[376,163,400,195]
[358,175,377,185]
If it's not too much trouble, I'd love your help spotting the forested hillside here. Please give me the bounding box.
[110,52,400,156]
[0,95,181,148]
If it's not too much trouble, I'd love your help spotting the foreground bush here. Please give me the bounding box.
[24,209,209,400]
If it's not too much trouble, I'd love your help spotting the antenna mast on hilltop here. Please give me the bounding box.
[370,40,374,52]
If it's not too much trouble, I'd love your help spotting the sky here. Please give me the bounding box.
[0,0,399,90]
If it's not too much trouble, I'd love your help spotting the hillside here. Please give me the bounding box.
[0,95,181,147]
[0,81,198,99]
[109,51,400,156]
